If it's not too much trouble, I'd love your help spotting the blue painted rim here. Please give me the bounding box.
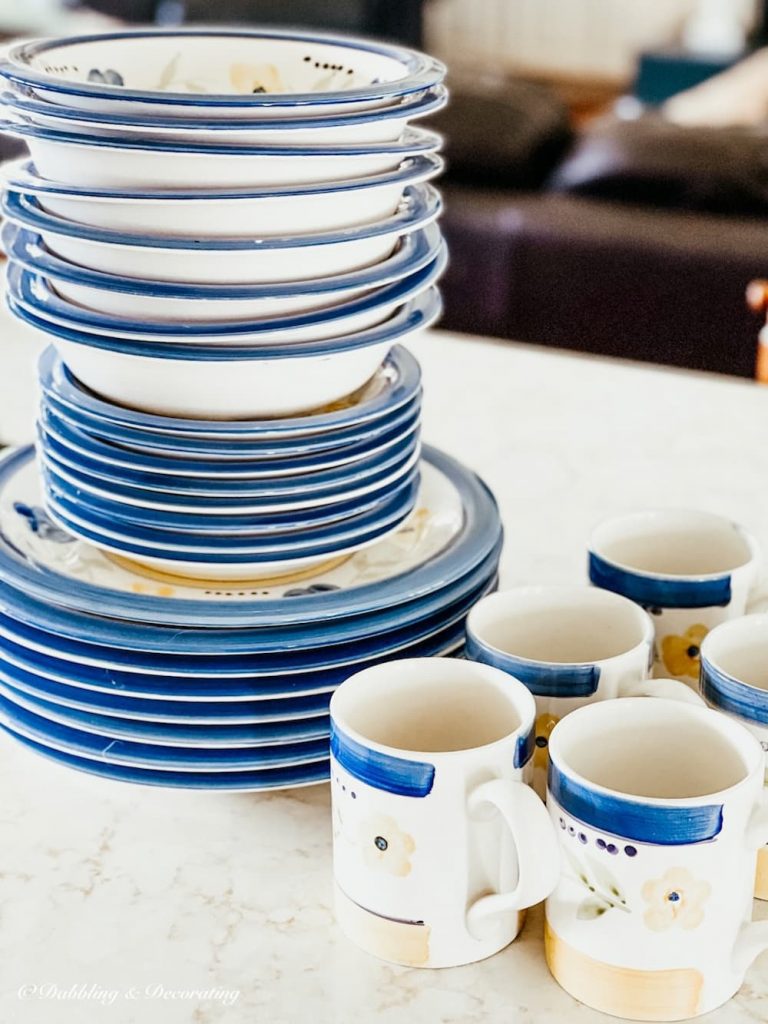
[588,551,733,611]
[0,583,483,680]
[0,699,331,769]
[465,634,602,699]
[44,488,417,562]
[1,82,446,130]
[0,445,503,629]
[700,658,768,727]
[0,118,441,156]
[38,424,419,494]
[39,400,420,477]
[331,723,434,796]
[3,152,443,201]
[8,260,445,353]
[3,28,444,106]
[0,682,332,745]
[0,728,332,790]
[548,762,724,846]
[42,470,419,553]
[39,343,421,437]
[42,389,422,459]
[2,183,441,254]
[42,460,421,534]
[0,661,336,722]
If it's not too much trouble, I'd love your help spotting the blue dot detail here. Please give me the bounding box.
[606,844,618,855]
[667,891,681,903]
[578,833,587,844]
[559,818,566,829]
[625,845,637,858]
[596,838,606,850]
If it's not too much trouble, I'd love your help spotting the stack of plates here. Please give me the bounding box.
[0,445,502,789]
[0,28,504,789]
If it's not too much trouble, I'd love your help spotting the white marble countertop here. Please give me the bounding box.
[1,325,767,1024]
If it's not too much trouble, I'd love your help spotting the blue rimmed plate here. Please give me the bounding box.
[38,344,422,440]
[0,445,501,627]
[3,728,330,790]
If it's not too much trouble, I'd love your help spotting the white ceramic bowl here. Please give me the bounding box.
[6,221,442,323]
[10,288,442,418]
[1,84,447,144]
[1,28,445,118]
[10,253,445,342]
[2,154,443,241]
[2,121,442,188]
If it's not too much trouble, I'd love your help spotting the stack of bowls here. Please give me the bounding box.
[0,29,503,790]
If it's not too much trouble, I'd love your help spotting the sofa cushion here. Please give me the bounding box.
[427,80,572,189]
[549,114,768,217]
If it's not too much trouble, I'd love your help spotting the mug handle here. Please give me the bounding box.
[624,677,705,706]
[732,793,768,976]
[465,778,560,936]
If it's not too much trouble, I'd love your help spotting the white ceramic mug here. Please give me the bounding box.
[589,510,760,684]
[700,614,768,899]
[546,698,768,1021]
[465,586,699,789]
[329,657,560,968]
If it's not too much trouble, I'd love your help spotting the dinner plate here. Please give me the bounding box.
[2,727,331,790]
[39,343,422,440]
[0,699,331,770]
[0,445,500,627]
[0,682,331,745]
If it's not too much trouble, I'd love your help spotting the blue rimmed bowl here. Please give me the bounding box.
[1,155,442,240]
[0,81,447,144]
[0,119,441,189]
[4,219,442,322]
[8,276,442,418]
[38,344,422,444]
[0,28,445,118]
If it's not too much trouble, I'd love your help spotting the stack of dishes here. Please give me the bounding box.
[0,28,503,789]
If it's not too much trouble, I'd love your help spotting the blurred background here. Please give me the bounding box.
[3,0,768,384]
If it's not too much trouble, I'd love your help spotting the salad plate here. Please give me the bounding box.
[0,445,500,627]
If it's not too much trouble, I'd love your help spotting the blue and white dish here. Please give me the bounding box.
[8,233,445,341]
[9,281,442,418]
[0,28,446,114]
[0,81,447,144]
[0,155,443,240]
[38,344,422,441]
[0,445,501,628]
[1,729,332,790]
[4,219,442,322]
[0,684,331,746]
[38,401,419,477]
[0,120,442,190]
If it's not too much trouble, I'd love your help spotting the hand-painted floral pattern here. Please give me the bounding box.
[229,62,284,94]
[565,847,631,920]
[642,867,711,931]
[359,814,415,876]
[13,502,73,543]
[661,625,709,678]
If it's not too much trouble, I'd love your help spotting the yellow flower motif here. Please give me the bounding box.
[359,814,415,877]
[661,624,709,679]
[641,867,711,932]
[229,63,284,94]
[534,712,560,768]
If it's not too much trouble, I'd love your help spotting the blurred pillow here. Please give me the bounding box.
[426,80,572,188]
[549,114,768,217]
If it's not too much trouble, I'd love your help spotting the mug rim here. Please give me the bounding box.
[700,613,768,722]
[329,656,537,762]
[466,584,654,670]
[547,696,764,808]
[589,508,759,583]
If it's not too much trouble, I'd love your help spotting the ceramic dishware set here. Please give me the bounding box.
[0,28,504,791]
[330,509,768,1020]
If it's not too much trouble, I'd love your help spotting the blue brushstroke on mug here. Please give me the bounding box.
[701,659,768,727]
[588,552,732,610]
[548,761,723,845]
[330,723,435,797]
[465,634,600,698]
[515,726,536,769]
